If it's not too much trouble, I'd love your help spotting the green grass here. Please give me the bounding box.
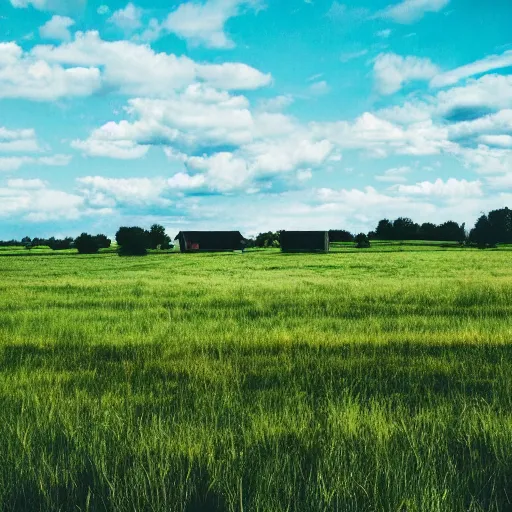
[1,249,512,511]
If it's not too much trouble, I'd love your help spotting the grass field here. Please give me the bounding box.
[1,247,512,511]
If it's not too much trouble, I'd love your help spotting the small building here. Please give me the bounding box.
[280,231,329,253]
[174,231,247,253]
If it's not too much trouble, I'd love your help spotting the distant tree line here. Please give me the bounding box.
[371,218,466,242]
[2,208,511,254]
[0,224,173,255]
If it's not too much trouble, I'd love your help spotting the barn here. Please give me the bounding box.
[280,231,329,253]
[174,231,247,253]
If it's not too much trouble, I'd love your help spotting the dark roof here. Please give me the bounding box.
[174,231,246,241]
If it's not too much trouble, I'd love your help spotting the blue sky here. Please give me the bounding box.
[1,0,512,239]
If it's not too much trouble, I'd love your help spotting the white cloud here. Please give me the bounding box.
[7,178,48,189]
[312,112,451,157]
[377,74,512,125]
[72,84,301,160]
[435,74,512,114]
[486,173,512,189]
[145,0,262,48]
[396,178,483,198]
[108,3,143,31]
[447,109,512,141]
[97,5,110,15]
[297,169,312,182]
[0,42,101,101]
[77,176,171,206]
[72,137,150,160]
[379,0,450,24]
[0,127,40,152]
[455,145,512,175]
[309,80,330,95]
[375,166,411,183]
[431,50,512,88]
[0,154,71,172]
[479,135,512,148]
[9,0,86,15]
[196,61,271,90]
[374,53,439,94]
[0,180,104,222]
[39,15,75,41]
[32,31,271,95]
[257,95,294,112]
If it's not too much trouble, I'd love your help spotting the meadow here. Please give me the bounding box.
[1,246,512,511]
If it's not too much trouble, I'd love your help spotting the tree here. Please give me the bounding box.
[75,233,99,254]
[116,227,149,256]
[436,221,465,242]
[355,233,370,248]
[488,207,512,244]
[469,208,512,247]
[48,237,74,250]
[329,230,354,242]
[419,223,437,241]
[254,231,280,248]
[375,219,393,240]
[393,217,418,240]
[148,224,172,250]
[470,215,494,248]
[95,234,111,249]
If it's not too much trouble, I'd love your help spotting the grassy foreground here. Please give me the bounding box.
[1,249,512,511]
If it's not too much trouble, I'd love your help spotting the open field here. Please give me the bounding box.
[1,248,512,511]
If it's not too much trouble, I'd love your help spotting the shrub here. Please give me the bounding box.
[355,233,371,249]
[75,233,99,254]
[116,227,149,256]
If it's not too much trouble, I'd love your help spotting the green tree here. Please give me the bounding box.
[148,224,172,250]
[75,233,99,254]
[116,227,149,256]
[355,233,371,248]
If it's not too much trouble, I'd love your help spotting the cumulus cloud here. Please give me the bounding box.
[32,31,271,95]
[379,0,450,24]
[396,178,483,198]
[312,112,451,157]
[72,83,335,193]
[0,178,109,222]
[77,176,171,206]
[374,53,439,95]
[39,15,75,41]
[108,3,143,31]
[0,42,101,101]
[455,145,512,175]
[0,127,40,152]
[479,135,512,149]
[447,109,512,142]
[147,0,263,48]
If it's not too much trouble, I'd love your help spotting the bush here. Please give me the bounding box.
[116,227,149,256]
[355,233,371,249]
[75,233,99,254]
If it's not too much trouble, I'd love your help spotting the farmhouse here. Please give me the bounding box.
[280,231,329,253]
[174,231,247,253]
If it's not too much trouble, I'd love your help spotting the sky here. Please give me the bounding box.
[1,0,512,239]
